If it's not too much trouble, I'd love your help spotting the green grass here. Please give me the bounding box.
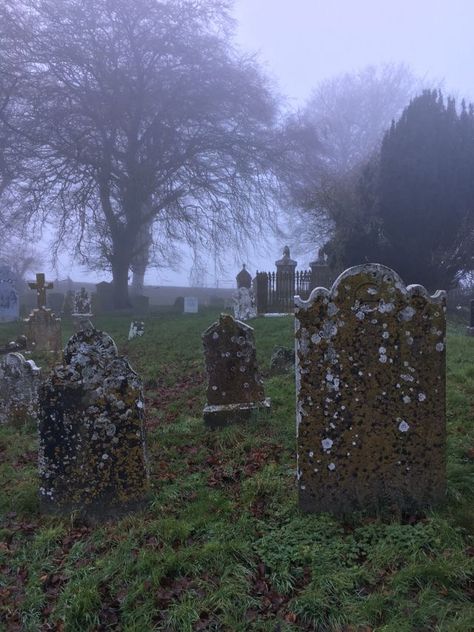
[0,311,473,631]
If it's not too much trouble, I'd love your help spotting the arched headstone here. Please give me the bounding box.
[38,325,149,520]
[295,263,446,514]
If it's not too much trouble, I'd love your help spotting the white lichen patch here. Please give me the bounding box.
[418,393,426,402]
[328,462,336,471]
[321,438,333,451]
[399,306,416,321]
[398,420,410,432]
[436,342,444,352]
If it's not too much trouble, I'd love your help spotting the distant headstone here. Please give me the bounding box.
[269,346,295,375]
[47,292,65,315]
[0,353,41,425]
[202,314,270,427]
[295,263,446,515]
[0,277,19,323]
[128,320,145,340]
[467,299,474,336]
[38,325,149,521]
[233,287,257,321]
[73,287,92,316]
[95,281,114,313]
[25,273,62,353]
[184,296,198,314]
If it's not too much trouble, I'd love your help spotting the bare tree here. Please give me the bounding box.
[284,64,422,258]
[0,0,287,307]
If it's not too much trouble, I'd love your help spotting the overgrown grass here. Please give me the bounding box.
[0,311,473,631]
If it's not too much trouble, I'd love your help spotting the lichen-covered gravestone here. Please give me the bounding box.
[38,325,149,520]
[202,314,270,427]
[0,353,41,425]
[128,320,145,340]
[295,263,446,515]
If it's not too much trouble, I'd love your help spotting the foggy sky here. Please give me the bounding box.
[48,0,474,285]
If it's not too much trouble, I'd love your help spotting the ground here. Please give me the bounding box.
[0,310,473,632]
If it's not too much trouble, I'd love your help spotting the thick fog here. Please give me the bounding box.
[30,0,474,286]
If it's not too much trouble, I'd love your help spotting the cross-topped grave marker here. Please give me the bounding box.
[28,273,54,309]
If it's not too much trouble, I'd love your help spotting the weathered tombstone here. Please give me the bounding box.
[0,353,41,425]
[95,281,114,313]
[184,296,198,314]
[269,346,295,376]
[25,274,62,354]
[295,263,446,515]
[467,299,474,336]
[73,287,92,316]
[202,314,270,427]
[233,287,257,321]
[38,325,149,520]
[0,267,20,323]
[128,320,145,340]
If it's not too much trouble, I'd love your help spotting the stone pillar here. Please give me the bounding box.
[309,249,334,290]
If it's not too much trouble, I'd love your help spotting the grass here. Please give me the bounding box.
[0,309,473,631]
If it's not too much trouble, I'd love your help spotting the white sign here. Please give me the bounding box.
[184,296,198,314]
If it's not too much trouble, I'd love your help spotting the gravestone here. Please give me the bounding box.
[25,273,62,354]
[269,346,295,375]
[38,325,149,520]
[233,287,257,321]
[0,353,41,425]
[0,277,19,323]
[295,263,446,515]
[184,296,198,314]
[467,299,474,336]
[202,314,270,427]
[47,292,65,315]
[95,281,114,313]
[73,287,92,316]
[128,320,145,340]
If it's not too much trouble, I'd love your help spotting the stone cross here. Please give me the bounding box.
[28,273,54,309]
[295,263,446,515]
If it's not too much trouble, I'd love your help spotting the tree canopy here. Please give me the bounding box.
[0,0,287,305]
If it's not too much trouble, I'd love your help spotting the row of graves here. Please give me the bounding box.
[0,262,449,521]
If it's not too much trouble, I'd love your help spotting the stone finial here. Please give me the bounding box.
[295,263,446,515]
[236,264,252,289]
[28,273,54,309]
[202,314,270,427]
[275,246,297,268]
[38,325,149,521]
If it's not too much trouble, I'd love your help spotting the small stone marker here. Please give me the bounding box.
[72,287,93,329]
[202,314,270,427]
[269,346,295,375]
[38,325,148,521]
[128,320,145,340]
[233,287,257,321]
[184,296,198,313]
[467,299,474,336]
[0,271,19,323]
[295,263,446,515]
[25,273,62,353]
[0,353,41,425]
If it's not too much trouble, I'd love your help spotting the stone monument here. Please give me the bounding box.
[24,273,62,353]
[37,325,149,521]
[202,314,270,427]
[295,263,446,515]
[0,352,41,425]
[233,264,257,321]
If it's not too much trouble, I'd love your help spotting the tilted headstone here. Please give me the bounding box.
[38,325,149,520]
[0,273,19,323]
[25,273,62,353]
[128,320,145,340]
[295,263,446,515]
[0,353,41,425]
[202,314,270,427]
[184,296,198,313]
[233,287,257,321]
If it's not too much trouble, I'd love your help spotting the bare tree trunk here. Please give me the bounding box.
[131,265,146,296]
[111,255,131,309]
[131,219,152,296]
